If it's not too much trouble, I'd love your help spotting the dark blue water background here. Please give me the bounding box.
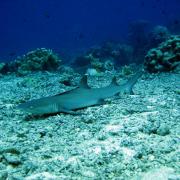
[0,0,180,62]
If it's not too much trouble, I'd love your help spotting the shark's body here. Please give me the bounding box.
[18,71,143,115]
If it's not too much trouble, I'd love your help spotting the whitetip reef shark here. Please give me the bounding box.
[18,70,143,115]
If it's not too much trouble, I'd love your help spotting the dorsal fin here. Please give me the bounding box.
[54,87,79,96]
[79,75,90,89]
[111,77,119,86]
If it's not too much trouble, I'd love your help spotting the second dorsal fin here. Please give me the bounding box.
[79,75,90,89]
[111,76,119,86]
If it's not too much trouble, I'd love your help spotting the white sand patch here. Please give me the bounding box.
[81,170,96,178]
[147,97,158,103]
[139,167,176,180]
[92,146,102,154]
[84,136,121,156]
[104,124,123,133]
[140,111,159,117]
[121,147,136,162]
[67,156,79,164]
[86,145,102,155]
[25,172,59,180]
[77,129,92,139]
[51,155,65,162]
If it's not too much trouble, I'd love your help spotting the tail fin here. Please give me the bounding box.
[124,69,144,94]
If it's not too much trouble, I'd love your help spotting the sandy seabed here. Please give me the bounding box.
[0,70,179,180]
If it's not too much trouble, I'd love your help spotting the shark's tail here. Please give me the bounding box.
[124,69,144,94]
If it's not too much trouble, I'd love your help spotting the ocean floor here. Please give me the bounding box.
[0,69,179,180]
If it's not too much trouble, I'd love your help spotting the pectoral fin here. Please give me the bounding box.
[60,108,82,115]
[97,98,106,105]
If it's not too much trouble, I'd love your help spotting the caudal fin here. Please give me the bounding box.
[124,69,144,94]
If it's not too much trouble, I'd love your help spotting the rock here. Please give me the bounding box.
[3,153,22,165]
[0,170,8,180]
[157,124,170,136]
[86,68,99,76]
[141,122,159,134]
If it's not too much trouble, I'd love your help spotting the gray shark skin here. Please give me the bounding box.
[18,71,143,115]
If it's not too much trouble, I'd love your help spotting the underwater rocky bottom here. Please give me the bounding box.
[0,68,179,179]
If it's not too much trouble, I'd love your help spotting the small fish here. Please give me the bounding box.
[18,70,143,115]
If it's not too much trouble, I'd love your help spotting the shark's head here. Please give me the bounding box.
[17,99,52,115]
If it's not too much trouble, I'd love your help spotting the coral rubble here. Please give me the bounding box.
[0,70,179,179]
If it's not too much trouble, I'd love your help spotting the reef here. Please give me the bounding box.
[72,42,134,73]
[0,48,61,75]
[149,25,170,46]
[15,48,61,75]
[144,35,180,72]
[0,62,6,74]
[128,21,172,63]
[72,24,172,74]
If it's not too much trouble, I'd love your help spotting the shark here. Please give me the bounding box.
[18,70,143,115]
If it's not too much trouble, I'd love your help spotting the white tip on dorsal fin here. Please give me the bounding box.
[111,76,119,86]
[79,75,90,89]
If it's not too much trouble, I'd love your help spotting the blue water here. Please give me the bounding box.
[0,0,180,61]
